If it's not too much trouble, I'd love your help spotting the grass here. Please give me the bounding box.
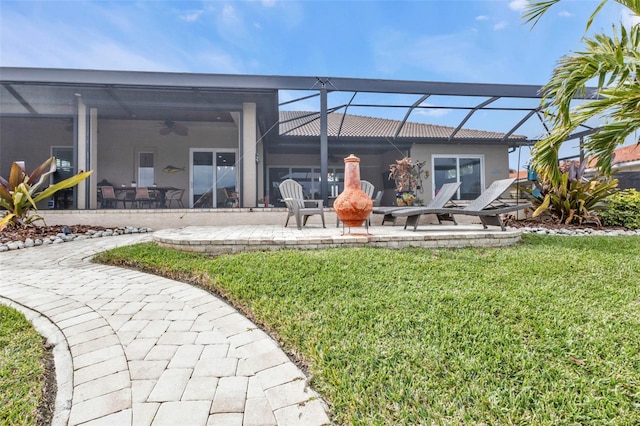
[0,305,47,425]
[95,234,640,425]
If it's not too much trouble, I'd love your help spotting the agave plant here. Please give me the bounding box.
[0,157,93,229]
[521,160,618,225]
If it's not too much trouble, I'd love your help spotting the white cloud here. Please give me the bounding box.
[213,4,253,48]
[558,11,573,18]
[494,21,508,30]
[371,28,484,81]
[508,0,527,12]
[194,50,244,74]
[416,106,451,118]
[180,10,205,22]
[476,15,489,21]
[262,0,276,7]
[222,5,240,26]
[0,7,179,72]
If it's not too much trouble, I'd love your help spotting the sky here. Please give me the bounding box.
[1,0,637,170]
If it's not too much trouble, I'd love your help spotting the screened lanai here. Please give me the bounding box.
[0,68,598,209]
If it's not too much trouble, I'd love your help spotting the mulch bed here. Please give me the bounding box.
[506,218,629,231]
[0,224,109,244]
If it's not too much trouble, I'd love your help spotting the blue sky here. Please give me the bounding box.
[1,0,637,169]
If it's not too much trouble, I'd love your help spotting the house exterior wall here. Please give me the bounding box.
[266,146,509,206]
[0,117,73,176]
[95,120,238,186]
[95,119,239,207]
[410,143,509,201]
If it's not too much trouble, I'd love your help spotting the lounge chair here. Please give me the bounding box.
[279,179,326,230]
[389,182,462,230]
[392,178,531,231]
[371,182,461,227]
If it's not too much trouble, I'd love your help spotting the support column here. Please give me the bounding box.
[89,108,98,209]
[320,86,328,205]
[242,102,257,207]
[76,97,88,209]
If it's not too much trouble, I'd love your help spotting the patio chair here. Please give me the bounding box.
[393,178,531,231]
[165,189,185,208]
[372,190,383,207]
[100,185,126,208]
[336,180,375,227]
[279,179,326,230]
[224,188,239,207]
[134,187,154,208]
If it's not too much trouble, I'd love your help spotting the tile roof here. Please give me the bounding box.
[279,111,527,141]
[512,143,640,178]
[509,170,528,180]
[613,143,640,164]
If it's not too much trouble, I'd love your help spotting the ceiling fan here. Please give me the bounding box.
[159,120,188,136]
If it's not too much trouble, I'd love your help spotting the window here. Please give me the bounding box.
[138,152,155,187]
[433,155,483,200]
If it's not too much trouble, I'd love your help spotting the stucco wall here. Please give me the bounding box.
[96,119,239,190]
[410,143,509,202]
[0,117,73,176]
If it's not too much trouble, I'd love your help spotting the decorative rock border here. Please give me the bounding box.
[520,227,640,236]
[0,226,153,252]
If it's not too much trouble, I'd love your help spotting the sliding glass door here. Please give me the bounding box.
[433,155,483,200]
[190,149,238,208]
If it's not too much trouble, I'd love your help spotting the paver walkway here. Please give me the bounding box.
[0,234,330,425]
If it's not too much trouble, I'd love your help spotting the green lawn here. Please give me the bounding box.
[0,305,47,425]
[95,234,640,425]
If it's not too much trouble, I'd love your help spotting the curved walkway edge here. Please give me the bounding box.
[0,234,331,426]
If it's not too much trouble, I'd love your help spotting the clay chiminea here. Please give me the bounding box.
[333,154,373,228]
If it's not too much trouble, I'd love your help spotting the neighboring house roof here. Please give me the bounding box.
[279,111,528,142]
[612,143,640,165]
[509,170,528,180]
[512,143,640,179]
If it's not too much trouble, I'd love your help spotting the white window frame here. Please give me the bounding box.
[136,150,156,187]
[189,148,239,208]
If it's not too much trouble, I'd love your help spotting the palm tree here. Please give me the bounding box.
[524,0,640,184]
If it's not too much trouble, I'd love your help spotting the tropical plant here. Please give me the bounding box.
[522,159,619,225]
[524,0,640,185]
[0,157,93,229]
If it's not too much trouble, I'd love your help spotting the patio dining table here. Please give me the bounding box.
[115,186,179,208]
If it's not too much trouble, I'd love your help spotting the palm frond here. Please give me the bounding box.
[523,0,561,29]
[533,24,640,184]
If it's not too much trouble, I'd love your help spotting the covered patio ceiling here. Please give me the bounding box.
[0,67,599,151]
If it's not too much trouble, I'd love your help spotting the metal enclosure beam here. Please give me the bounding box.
[449,97,499,140]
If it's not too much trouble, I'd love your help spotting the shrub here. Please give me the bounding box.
[599,189,640,229]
